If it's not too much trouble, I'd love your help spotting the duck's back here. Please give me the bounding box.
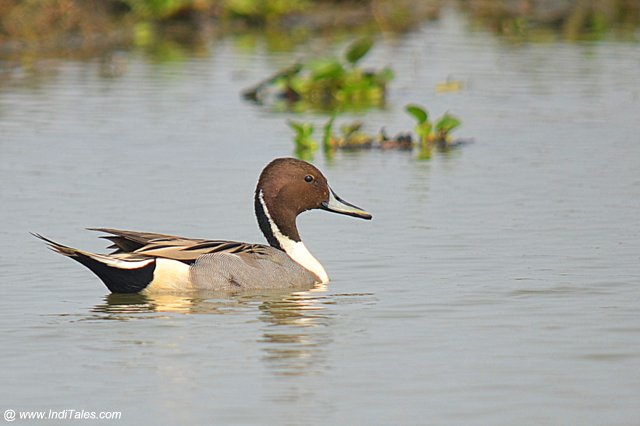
[189,246,318,290]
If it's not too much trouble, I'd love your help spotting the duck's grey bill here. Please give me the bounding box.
[321,188,372,220]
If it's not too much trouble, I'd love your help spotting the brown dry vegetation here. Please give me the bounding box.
[0,0,637,56]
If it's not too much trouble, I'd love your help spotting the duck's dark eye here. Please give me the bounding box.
[304,175,314,183]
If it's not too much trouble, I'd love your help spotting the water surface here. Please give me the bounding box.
[1,10,639,425]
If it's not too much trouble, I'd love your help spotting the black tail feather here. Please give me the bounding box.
[32,233,156,293]
[70,252,156,293]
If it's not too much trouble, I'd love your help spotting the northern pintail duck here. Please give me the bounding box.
[34,158,371,293]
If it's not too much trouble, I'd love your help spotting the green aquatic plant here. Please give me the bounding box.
[244,37,393,111]
[434,112,461,144]
[405,104,432,146]
[405,104,433,159]
[303,37,393,109]
[290,115,373,160]
[322,117,374,152]
[288,120,317,161]
[405,104,461,145]
[289,106,466,160]
[345,37,374,65]
[405,104,463,159]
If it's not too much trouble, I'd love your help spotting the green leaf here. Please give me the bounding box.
[302,123,314,137]
[435,113,461,134]
[345,37,374,65]
[288,120,304,134]
[288,120,314,137]
[405,104,428,124]
[308,59,345,81]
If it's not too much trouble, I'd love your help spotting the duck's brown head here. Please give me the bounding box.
[254,157,371,249]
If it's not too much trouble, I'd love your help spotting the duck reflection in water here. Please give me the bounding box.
[92,284,332,377]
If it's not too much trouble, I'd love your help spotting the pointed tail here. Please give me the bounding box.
[32,233,157,293]
[32,233,83,257]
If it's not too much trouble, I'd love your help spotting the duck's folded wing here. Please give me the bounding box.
[91,228,268,263]
[134,240,269,263]
[89,227,207,254]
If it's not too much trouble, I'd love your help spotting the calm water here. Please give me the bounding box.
[1,10,640,425]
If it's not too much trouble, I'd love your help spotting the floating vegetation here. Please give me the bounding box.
[1,0,637,63]
[461,0,640,41]
[321,117,378,159]
[0,0,441,63]
[243,37,394,111]
[289,105,471,161]
[288,120,317,161]
[405,104,463,159]
[289,115,373,161]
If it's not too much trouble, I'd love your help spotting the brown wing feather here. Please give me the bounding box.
[90,228,269,263]
[89,227,201,253]
[134,240,268,262]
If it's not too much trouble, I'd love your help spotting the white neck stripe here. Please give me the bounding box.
[258,191,329,283]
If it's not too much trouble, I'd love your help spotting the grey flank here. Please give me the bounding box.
[190,247,317,290]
